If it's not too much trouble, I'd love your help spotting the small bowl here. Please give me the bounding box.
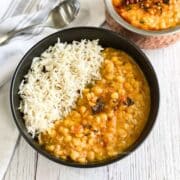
[10,27,159,167]
[104,0,180,49]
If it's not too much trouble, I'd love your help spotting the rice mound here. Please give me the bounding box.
[18,39,103,137]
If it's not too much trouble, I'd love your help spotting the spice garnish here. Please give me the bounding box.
[163,0,169,4]
[91,98,105,114]
[123,97,134,106]
[42,66,48,73]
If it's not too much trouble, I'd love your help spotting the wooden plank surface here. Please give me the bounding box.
[3,40,180,180]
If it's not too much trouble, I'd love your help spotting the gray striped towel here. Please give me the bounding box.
[0,0,60,86]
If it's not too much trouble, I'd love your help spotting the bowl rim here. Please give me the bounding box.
[10,26,160,168]
[104,0,180,36]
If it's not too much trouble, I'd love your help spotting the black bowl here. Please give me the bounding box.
[10,27,159,167]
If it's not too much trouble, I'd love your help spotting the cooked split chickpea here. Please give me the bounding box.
[107,150,118,156]
[106,61,114,72]
[118,128,128,138]
[108,110,114,118]
[116,76,124,82]
[54,150,64,157]
[112,0,121,7]
[79,106,86,114]
[59,127,69,135]
[100,113,108,121]
[111,92,119,99]
[92,86,103,95]
[123,123,130,130]
[111,56,119,62]
[48,129,56,138]
[70,151,80,160]
[73,138,81,146]
[39,48,150,163]
[124,82,133,92]
[87,115,93,120]
[46,145,55,151]
[64,135,72,142]
[105,133,114,142]
[72,111,81,118]
[87,151,95,161]
[105,74,114,80]
[86,92,97,105]
[88,138,94,146]
[78,157,86,163]
[95,115,101,124]
[83,88,89,94]
[109,117,117,128]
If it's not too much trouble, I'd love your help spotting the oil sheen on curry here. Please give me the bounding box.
[113,0,180,30]
[38,48,150,163]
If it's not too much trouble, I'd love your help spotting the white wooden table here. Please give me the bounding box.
[3,34,180,180]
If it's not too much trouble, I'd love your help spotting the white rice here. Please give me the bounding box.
[18,39,103,137]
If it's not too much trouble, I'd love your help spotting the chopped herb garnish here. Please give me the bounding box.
[123,97,134,106]
[91,98,105,114]
[125,5,132,10]
[87,83,93,89]
[85,132,91,136]
[93,130,99,134]
[84,124,92,129]
[163,0,169,4]
[140,19,145,24]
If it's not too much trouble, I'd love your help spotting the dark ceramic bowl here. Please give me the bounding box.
[10,27,159,167]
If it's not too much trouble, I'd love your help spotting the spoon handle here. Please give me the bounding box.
[0,23,42,45]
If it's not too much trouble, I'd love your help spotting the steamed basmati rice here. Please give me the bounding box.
[19,39,103,137]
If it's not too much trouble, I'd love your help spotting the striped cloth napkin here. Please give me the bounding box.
[0,0,59,86]
[0,0,105,179]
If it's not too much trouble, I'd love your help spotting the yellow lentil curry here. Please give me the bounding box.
[112,0,180,30]
[38,48,150,163]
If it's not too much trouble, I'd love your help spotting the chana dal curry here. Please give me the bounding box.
[112,0,180,30]
[38,48,150,163]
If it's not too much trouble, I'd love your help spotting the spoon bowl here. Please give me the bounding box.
[45,0,80,28]
[0,0,80,45]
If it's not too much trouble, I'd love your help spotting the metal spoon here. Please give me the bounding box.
[0,0,80,45]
